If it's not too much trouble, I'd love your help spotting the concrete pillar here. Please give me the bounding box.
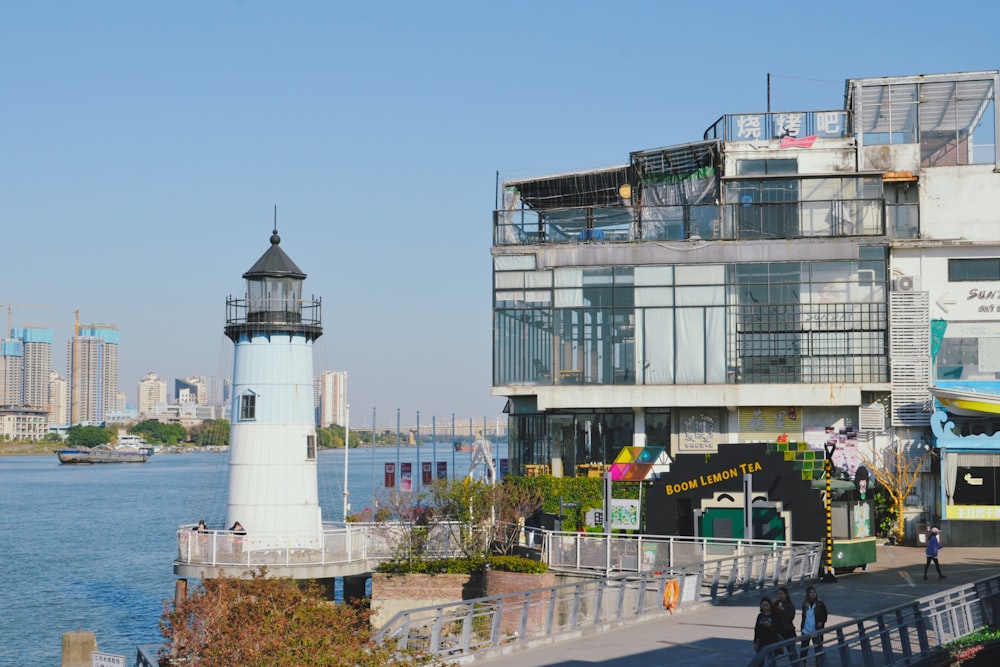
[61,631,97,667]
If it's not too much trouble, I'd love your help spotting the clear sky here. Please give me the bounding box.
[3,1,999,429]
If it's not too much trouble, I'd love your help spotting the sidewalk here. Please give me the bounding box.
[473,545,1000,667]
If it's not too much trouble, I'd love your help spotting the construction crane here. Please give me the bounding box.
[0,303,52,337]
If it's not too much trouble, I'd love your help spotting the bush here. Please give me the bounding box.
[375,555,547,575]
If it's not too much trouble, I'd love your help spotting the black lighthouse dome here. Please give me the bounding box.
[224,228,322,342]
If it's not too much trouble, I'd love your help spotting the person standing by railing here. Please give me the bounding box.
[752,597,782,655]
[774,586,797,645]
[799,585,828,664]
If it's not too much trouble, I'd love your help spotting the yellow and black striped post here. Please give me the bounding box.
[822,444,838,583]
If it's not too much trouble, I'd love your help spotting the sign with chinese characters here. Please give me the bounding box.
[946,505,1000,520]
[678,409,723,452]
[731,111,848,142]
[738,406,803,442]
[384,462,396,488]
[92,653,126,667]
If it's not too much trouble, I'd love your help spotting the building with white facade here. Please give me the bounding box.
[493,69,1000,546]
[314,370,347,427]
[138,372,168,416]
[48,371,68,427]
[0,405,48,441]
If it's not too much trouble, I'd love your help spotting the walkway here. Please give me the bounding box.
[473,545,1000,666]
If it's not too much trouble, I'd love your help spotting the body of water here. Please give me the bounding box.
[0,442,505,665]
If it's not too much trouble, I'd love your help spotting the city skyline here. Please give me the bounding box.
[4,1,999,424]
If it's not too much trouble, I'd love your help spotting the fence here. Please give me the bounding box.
[749,574,1000,666]
[373,537,823,660]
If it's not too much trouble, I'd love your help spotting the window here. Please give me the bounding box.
[735,159,798,175]
[307,435,316,460]
[949,258,1000,282]
[240,392,256,420]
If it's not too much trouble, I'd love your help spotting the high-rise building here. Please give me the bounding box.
[67,324,119,424]
[314,370,347,427]
[12,328,52,409]
[138,372,167,415]
[0,339,23,405]
[48,370,68,426]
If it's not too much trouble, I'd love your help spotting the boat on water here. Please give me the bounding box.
[57,436,154,464]
[454,442,473,453]
[928,385,1000,417]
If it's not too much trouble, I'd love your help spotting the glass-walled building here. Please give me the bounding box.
[492,69,1000,546]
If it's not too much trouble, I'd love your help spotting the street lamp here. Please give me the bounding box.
[822,439,838,583]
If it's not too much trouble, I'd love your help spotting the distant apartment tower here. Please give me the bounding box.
[67,324,119,424]
[314,370,347,427]
[175,375,207,405]
[48,370,68,426]
[138,372,168,415]
[12,328,52,409]
[0,339,22,405]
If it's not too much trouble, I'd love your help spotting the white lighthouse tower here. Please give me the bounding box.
[223,227,323,549]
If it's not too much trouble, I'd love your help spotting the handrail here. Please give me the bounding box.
[372,539,822,660]
[747,573,1000,667]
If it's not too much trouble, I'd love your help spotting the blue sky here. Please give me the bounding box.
[3,1,999,428]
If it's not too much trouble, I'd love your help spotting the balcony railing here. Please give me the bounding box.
[495,199,884,246]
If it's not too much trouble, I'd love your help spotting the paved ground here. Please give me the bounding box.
[473,545,1000,667]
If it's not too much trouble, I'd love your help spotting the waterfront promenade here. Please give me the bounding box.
[475,544,1000,667]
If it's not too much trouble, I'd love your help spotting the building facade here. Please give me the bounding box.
[48,370,68,427]
[11,328,52,409]
[67,324,119,424]
[314,370,347,427]
[138,372,168,416]
[175,376,208,405]
[492,69,1000,546]
[0,406,48,441]
[0,339,22,406]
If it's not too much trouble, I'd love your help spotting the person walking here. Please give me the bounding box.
[924,526,946,580]
[753,597,782,655]
[774,586,797,644]
[800,585,828,665]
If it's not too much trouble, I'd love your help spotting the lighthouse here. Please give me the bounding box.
[223,227,323,549]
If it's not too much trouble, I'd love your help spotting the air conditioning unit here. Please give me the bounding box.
[894,275,918,292]
[859,402,887,432]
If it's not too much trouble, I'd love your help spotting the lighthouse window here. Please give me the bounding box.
[240,392,256,420]
[307,435,316,460]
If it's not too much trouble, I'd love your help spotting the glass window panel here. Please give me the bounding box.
[676,284,725,306]
[949,259,1000,281]
[555,268,584,287]
[635,266,673,286]
[675,264,724,285]
[495,272,524,289]
[583,268,614,286]
[495,255,536,271]
[641,308,674,384]
[524,290,551,304]
[525,271,552,288]
[676,308,705,383]
[613,267,635,285]
[555,288,584,307]
[635,287,673,307]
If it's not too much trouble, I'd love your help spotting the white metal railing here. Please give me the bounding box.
[373,538,823,660]
[174,521,475,570]
[748,574,1000,667]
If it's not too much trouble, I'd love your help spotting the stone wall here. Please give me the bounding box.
[370,570,555,631]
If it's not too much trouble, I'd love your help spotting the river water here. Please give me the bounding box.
[0,443,504,665]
